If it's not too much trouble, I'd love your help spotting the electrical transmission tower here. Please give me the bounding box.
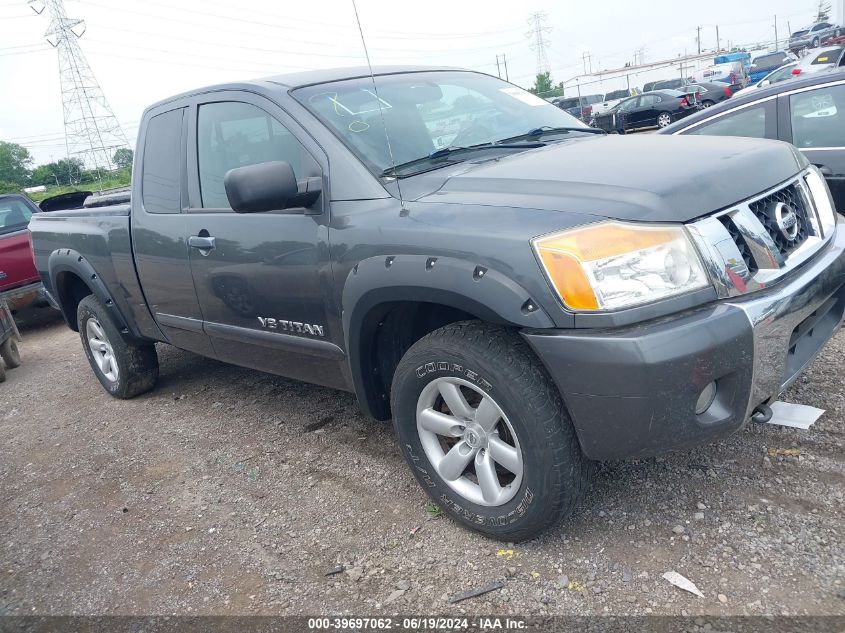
[526,12,551,75]
[29,0,129,176]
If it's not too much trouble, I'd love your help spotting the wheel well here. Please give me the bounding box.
[361,302,479,420]
[55,271,93,331]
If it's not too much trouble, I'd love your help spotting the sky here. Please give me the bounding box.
[0,0,839,165]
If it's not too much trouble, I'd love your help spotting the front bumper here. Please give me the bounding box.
[523,224,845,461]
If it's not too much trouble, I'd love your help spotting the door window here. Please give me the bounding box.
[790,84,845,148]
[685,104,770,138]
[142,109,184,214]
[197,102,318,209]
[639,95,660,106]
[619,97,639,111]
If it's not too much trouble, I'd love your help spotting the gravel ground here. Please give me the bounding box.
[0,313,843,617]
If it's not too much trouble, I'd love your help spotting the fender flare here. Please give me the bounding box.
[47,248,138,337]
[341,254,555,419]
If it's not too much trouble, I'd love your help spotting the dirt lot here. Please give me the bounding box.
[1,313,843,617]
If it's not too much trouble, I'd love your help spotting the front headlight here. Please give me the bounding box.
[805,166,837,238]
[533,221,710,311]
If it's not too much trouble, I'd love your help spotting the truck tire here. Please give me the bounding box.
[390,321,590,541]
[77,295,159,399]
[0,356,5,382]
[0,338,21,368]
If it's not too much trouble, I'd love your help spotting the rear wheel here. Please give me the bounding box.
[0,356,6,382]
[77,295,159,399]
[390,322,591,542]
[0,338,21,369]
[812,36,820,47]
[657,112,673,128]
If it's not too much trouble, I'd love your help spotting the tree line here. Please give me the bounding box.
[0,140,133,194]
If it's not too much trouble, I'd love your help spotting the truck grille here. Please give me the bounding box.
[747,183,811,257]
[687,170,836,299]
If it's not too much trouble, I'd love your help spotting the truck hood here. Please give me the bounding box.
[415,134,807,223]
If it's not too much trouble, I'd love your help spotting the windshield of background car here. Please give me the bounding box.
[754,53,789,69]
[294,71,587,175]
[0,198,33,236]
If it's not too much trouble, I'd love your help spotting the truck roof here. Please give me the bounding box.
[144,65,464,112]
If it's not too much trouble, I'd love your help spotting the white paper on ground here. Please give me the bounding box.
[766,401,825,430]
[662,571,704,598]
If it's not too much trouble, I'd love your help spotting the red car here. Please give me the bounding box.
[0,194,51,311]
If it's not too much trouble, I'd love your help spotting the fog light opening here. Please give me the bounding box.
[695,381,718,415]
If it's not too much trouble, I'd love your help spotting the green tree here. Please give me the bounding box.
[529,72,565,98]
[113,147,134,170]
[816,0,832,22]
[0,141,33,186]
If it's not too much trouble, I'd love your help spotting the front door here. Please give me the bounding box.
[183,94,346,389]
[784,82,845,212]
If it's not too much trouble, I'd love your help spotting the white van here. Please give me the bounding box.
[692,61,748,91]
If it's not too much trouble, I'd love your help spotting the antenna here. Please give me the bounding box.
[350,0,405,208]
[30,0,130,181]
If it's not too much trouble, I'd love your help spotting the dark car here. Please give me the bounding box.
[662,69,845,212]
[687,81,734,107]
[644,78,689,92]
[553,94,603,121]
[593,89,701,132]
[29,66,845,541]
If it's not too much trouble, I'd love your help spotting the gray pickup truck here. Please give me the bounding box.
[29,66,845,541]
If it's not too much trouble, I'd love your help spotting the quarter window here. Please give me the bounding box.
[197,101,318,209]
[142,108,184,214]
[790,84,845,148]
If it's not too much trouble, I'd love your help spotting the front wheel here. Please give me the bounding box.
[77,295,159,399]
[0,338,21,368]
[812,37,820,47]
[657,112,673,128]
[390,322,590,542]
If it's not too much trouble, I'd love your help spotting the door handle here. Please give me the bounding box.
[188,235,216,255]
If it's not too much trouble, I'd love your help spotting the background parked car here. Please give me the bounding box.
[552,94,603,121]
[687,81,733,107]
[661,69,845,212]
[733,61,798,96]
[0,194,50,312]
[589,88,638,119]
[789,22,841,53]
[593,89,701,132]
[748,51,794,82]
[792,46,845,76]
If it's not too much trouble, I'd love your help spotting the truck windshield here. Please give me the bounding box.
[294,71,588,176]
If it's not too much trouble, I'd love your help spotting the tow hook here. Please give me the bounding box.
[751,404,773,423]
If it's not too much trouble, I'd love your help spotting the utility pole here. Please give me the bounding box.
[29,0,129,178]
[495,55,501,78]
[503,53,509,82]
[582,51,593,74]
[716,25,720,52]
[526,12,551,75]
[774,15,778,51]
[696,26,702,54]
[495,54,509,81]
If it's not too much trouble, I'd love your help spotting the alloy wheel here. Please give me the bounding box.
[86,318,119,383]
[657,113,672,127]
[416,377,524,507]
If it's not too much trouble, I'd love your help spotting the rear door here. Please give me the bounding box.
[131,105,215,356]
[633,94,660,127]
[183,92,344,389]
[781,81,845,212]
[0,195,39,292]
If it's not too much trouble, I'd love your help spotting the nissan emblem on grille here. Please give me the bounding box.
[770,202,800,243]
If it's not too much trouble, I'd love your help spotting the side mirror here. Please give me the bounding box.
[224,161,299,213]
[760,79,771,87]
